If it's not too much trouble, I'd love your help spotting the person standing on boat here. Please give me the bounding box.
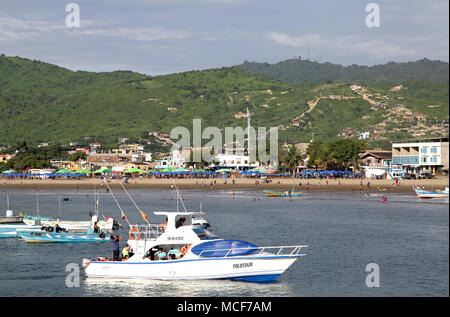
[175,217,185,229]
[110,235,121,260]
[93,222,99,233]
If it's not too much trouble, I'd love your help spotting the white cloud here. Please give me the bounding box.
[77,26,191,42]
[267,32,325,48]
[267,31,449,62]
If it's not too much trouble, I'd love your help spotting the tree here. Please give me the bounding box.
[69,152,87,162]
[281,144,302,176]
[328,139,366,170]
[306,141,329,169]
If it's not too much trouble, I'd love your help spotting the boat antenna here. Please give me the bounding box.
[58,195,61,221]
[172,182,187,213]
[120,183,150,225]
[103,181,131,227]
[36,192,40,226]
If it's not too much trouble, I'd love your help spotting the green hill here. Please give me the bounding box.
[238,58,449,85]
[0,55,448,149]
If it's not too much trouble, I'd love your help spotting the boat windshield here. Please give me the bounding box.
[192,226,219,240]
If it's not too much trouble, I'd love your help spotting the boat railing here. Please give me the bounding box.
[198,245,308,258]
[129,224,164,240]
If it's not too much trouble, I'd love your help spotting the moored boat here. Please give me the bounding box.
[82,211,307,282]
[17,225,111,243]
[0,224,42,238]
[0,214,24,224]
[414,186,449,199]
[263,190,304,197]
[23,215,118,232]
[0,194,24,224]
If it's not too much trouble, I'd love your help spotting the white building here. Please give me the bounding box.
[214,153,258,170]
[358,131,370,140]
[392,137,449,174]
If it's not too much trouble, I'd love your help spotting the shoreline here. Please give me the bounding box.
[1,177,448,193]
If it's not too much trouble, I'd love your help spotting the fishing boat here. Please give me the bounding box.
[22,194,120,232]
[263,190,304,197]
[82,211,307,282]
[0,212,24,224]
[0,224,42,238]
[414,186,449,199]
[22,215,117,232]
[0,193,24,224]
[17,225,111,243]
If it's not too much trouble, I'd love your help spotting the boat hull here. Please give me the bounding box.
[83,255,301,282]
[23,217,115,232]
[0,224,41,238]
[414,187,449,199]
[17,230,111,243]
[0,216,24,224]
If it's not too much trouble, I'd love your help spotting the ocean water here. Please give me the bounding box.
[0,188,448,297]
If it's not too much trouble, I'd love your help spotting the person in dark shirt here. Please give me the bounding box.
[175,217,185,229]
[110,235,122,260]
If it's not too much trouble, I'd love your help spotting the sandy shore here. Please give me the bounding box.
[1,176,448,193]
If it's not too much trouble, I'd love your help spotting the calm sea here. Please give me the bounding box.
[0,188,448,297]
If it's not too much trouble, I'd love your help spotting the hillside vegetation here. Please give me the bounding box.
[0,55,448,148]
[238,58,449,85]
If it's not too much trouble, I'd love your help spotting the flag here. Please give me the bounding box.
[139,210,148,222]
[121,211,126,221]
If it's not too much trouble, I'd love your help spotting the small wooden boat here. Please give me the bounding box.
[263,190,304,197]
[414,186,449,199]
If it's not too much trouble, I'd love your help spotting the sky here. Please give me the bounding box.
[0,0,448,75]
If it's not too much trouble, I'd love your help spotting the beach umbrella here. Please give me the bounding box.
[160,167,176,172]
[2,170,17,174]
[249,166,269,173]
[124,167,143,174]
[55,169,71,174]
[93,167,112,174]
[172,167,188,172]
[216,168,232,173]
[72,169,92,174]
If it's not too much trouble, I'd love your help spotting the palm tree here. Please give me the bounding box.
[281,144,302,176]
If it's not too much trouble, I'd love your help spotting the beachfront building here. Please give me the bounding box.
[359,150,392,178]
[214,153,259,171]
[392,137,449,175]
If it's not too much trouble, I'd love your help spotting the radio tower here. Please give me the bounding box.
[307,41,310,61]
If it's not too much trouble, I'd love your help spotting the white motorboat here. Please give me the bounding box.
[82,211,307,283]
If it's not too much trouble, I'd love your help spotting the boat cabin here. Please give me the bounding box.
[126,211,219,260]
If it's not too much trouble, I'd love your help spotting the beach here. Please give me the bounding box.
[1,176,448,193]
